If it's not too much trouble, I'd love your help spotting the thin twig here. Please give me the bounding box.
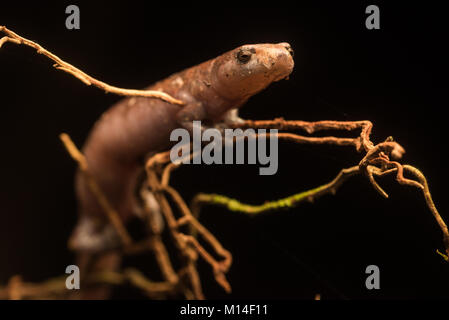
[59,133,132,246]
[403,165,449,256]
[192,166,360,215]
[0,269,176,300]
[231,118,376,152]
[0,26,184,105]
[191,163,449,259]
[145,154,232,294]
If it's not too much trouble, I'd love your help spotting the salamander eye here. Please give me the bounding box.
[236,49,253,64]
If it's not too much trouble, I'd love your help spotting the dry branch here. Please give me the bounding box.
[0,26,184,105]
[191,119,449,258]
[0,269,176,300]
[59,133,132,246]
[2,116,447,300]
[1,36,447,297]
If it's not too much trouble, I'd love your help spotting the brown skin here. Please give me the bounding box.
[72,43,294,250]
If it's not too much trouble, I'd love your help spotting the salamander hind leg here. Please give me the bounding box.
[68,217,123,299]
[69,216,122,253]
[139,188,165,234]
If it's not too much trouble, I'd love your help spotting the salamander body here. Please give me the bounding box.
[71,43,294,250]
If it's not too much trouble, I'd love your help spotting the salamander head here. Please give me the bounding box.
[212,43,294,101]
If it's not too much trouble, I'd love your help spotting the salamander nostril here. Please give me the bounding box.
[285,45,294,57]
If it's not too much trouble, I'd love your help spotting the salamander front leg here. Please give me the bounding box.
[221,108,245,126]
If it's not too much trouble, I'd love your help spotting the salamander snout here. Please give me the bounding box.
[280,42,294,58]
[258,42,295,81]
[230,43,294,83]
[212,42,295,100]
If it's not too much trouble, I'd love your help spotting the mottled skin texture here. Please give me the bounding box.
[72,43,294,250]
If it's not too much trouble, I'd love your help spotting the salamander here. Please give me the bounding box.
[70,43,294,251]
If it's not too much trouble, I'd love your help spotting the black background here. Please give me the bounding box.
[0,2,448,299]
